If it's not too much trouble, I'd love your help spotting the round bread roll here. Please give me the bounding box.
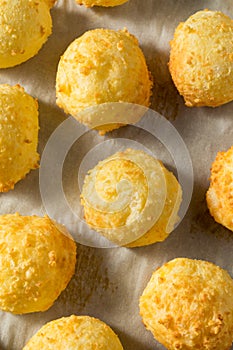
[140,258,233,350]
[206,146,233,231]
[23,315,124,349]
[75,0,128,7]
[56,28,152,134]
[169,10,233,107]
[0,84,39,192]
[0,0,52,68]
[0,213,76,314]
[80,148,182,247]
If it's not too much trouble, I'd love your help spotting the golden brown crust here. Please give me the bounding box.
[81,149,182,247]
[206,146,233,231]
[56,28,152,133]
[0,213,76,314]
[127,163,182,247]
[75,0,128,6]
[0,0,52,68]
[23,315,124,349]
[43,0,57,8]
[0,84,39,192]
[140,258,233,350]
[169,10,233,107]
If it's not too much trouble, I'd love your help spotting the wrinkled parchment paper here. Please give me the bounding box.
[1,0,233,349]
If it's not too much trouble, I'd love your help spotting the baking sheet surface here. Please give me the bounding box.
[1,0,233,349]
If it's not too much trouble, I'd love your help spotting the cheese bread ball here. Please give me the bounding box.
[206,146,233,231]
[23,315,124,349]
[75,0,128,7]
[80,149,182,247]
[56,29,152,133]
[0,84,39,192]
[0,213,76,314]
[0,0,52,68]
[169,10,233,107]
[140,258,233,350]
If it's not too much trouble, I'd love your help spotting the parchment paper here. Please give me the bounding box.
[1,0,233,349]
